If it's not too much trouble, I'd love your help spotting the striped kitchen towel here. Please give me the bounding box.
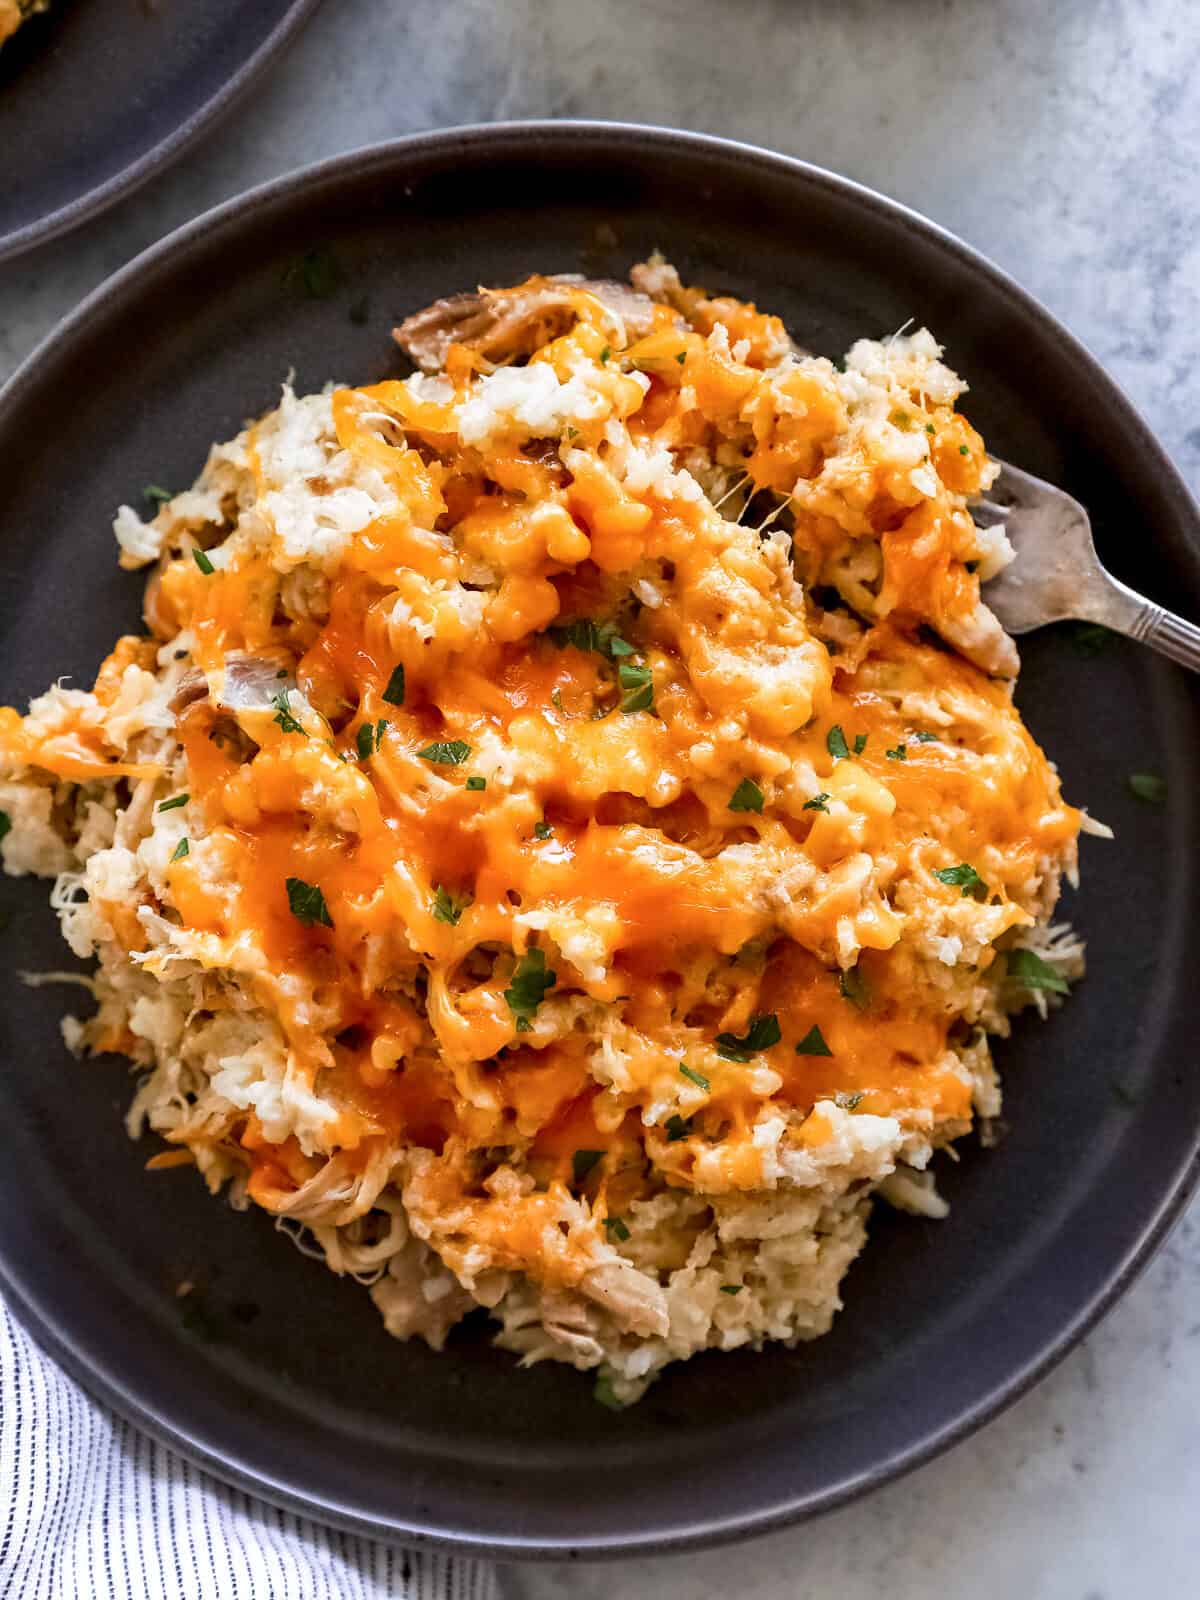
[0,1295,500,1600]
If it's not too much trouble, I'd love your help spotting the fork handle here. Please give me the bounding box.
[1126,600,1200,673]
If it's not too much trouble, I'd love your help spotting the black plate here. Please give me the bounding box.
[1,124,1198,1559]
[0,0,320,260]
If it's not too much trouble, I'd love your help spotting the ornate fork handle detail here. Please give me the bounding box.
[1128,600,1200,673]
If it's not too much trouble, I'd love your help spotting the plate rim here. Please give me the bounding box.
[2,118,1199,1559]
[0,0,325,263]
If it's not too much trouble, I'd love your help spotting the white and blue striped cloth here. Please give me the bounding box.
[0,1296,500,1600]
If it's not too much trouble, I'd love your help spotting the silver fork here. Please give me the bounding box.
[974,461,1200,671]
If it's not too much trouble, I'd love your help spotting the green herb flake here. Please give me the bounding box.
[548,619,633,660]
[664,1114,693,1142]
[271,691,306,736]
[886,744,907,761]
[826,724,849,761]
[603,1215,631,1242]
[803,792,830,813]
[1006,947,1069,994]
[715,1013,782,1062]
[839,965,871,1009]
[504,947,557,1031]
[959,444,970,457]
[933,862,985,897]
[283,248,341,300]
[913,730,938,743]
[192,547,215,576]
[795,1024,832,1057]
[169,837,190,863]
[431,884,471,926]
[835,1091,864,1110]
[719,1284,743,1296]
[533,820,552,840]
[679,1064,711,1092]
[417,740,471,766]
[618,660,654,714]
[924,424,935,436]
[465,775,486,792]
[157,794,189,812]
[599,347,612,364]
[356,722,377,761]
[285,876,333,928]
[1070,622,1112,657]
[572,1148,605,1184]
[675,351,688,366]
[853,733,868,755]
[593,1372,625,1410]
[143,484,173,507]
[1129,772,1166,805]
[729,777,764,814]
[382,663,406,706]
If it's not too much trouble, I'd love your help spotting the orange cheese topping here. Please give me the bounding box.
[0,270,1082,1289]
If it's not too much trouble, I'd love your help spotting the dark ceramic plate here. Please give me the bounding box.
[0,0,320,260]
[0,124,1198,1559]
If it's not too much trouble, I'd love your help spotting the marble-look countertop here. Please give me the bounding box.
[2,1,1197,1595]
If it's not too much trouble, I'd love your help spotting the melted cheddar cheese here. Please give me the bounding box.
[0,262,1085,1400]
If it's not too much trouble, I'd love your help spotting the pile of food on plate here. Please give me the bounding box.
[0,260,1096,1403]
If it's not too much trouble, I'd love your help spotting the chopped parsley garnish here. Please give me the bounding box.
[886,744,907,761]
[285,876,333,928]
[143,484,172,506]
[795,1024,832,1057]
[933,862,985,897]
[715,1013,781,1061]
[169,837,190,862]
[835,1091,864,1110]
[826,724,849,761]
[839,965,871,1009]
[431,884,471,926]
[593,1372,624,1410]
[0,811,10,843]
[381,663,406,706]
[618,661,654,714]
[549,618,632,660]
[675,351,687,365]
[719,1284,743,1295]
[192,547,215,575]
[729,777,764,813]
[572,1148,605,1184]
[803,792,830,813]
[504,947,557,1031]
[1006,948,1069,994]
[356,720,389,760]
[679,1064,711,1091]
[853,733,868,755]
[924,424,935,436]
[271,691,306,736]
[913,730,938,743]
[276,669,289,679]
[465,775,486,791]
[282,248,341,299]
[1070,622,1112,656]
[959,444,970,456]
[156,794,189,812]
[533,820,552,840]
[417,739,471,766]
[1129,772,1166,805]
[664,1114,693,1142]
[603,1215,631,1242]
[599,347,611,363]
